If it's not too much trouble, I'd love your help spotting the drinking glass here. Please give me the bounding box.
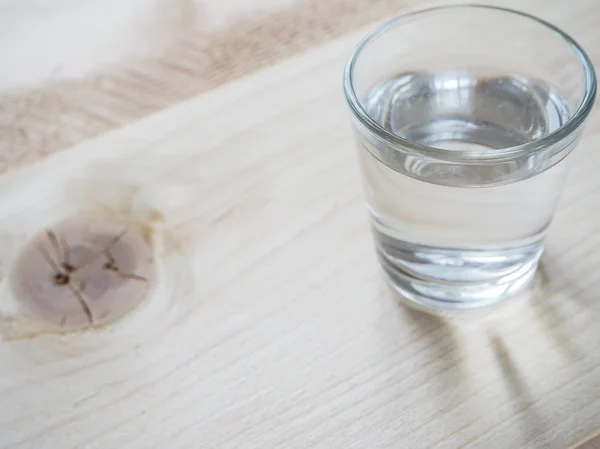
[343,5,596,311]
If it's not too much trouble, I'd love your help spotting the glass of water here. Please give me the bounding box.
[344,5,596,311]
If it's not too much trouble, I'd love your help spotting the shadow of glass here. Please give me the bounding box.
[489,334,546,442]
[384,269,600,448]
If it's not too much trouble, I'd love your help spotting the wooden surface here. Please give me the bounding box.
[1,1,600,448]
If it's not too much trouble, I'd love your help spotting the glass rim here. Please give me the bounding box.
[343,4,597,163]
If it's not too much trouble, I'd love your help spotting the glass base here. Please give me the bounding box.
[375,233,542,313]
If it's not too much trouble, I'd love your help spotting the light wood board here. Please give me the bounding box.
[1,2,600,449]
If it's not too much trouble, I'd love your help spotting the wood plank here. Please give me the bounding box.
[0,17,599,447]
[1,2,600,448]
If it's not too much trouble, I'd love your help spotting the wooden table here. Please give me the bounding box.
[1,0,599,448]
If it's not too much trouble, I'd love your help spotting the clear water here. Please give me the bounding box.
[359,72,572,309]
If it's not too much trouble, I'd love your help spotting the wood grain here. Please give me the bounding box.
[573,432,600,449]
[1,0,596,173]
[1,0,416,172]
[0,1,599,448]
